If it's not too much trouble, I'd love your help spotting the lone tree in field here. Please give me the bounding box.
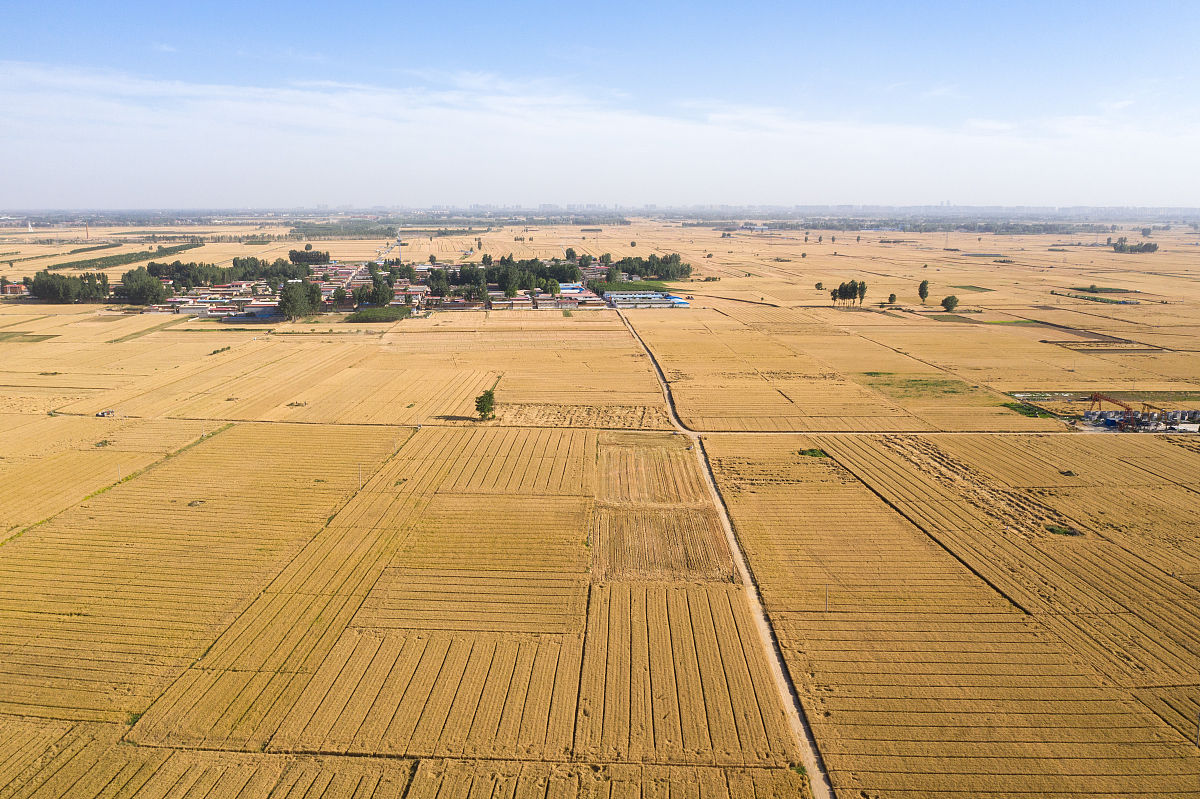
[941,295,959,312]
[814,282,823,290]
[918,279,930,304]
[475,388,495,421]
[888,292,897,304]
[428,254,437,264]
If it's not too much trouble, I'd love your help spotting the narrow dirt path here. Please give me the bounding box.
[618,310,835,799]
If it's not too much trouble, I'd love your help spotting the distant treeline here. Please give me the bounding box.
[67,242,121,255]
[49,242,203,272]
[290,221,398,239]
[146,257,311,288]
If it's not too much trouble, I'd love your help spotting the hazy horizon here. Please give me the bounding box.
[4,1,1198,209]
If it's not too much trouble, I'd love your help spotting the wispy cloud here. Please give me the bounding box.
[151,43,178,53]
[0,60,1196,208]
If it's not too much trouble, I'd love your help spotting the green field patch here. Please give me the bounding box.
[0,332,57,343]
[929,314,973,322]
[865,375,976,398]
[1000,401,1056,418]
[984,319,1043,325]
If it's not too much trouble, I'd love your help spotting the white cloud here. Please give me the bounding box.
[0,60,1197,208]
[151,43,178,53]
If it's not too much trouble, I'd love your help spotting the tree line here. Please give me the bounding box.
[288,248,331,265]
[146,257,311,288]
[830,280,867,305]
[48,241,202,273]
[1111,237,1158,253]
[28,271,110,303]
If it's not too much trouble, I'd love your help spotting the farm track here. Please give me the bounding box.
[618,309,835,799]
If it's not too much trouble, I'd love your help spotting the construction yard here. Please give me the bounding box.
[0,218,1199,798]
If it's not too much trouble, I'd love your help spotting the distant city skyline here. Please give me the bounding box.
[3,1,1198,208]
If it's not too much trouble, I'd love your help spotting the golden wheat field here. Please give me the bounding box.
[0,219,1198,798]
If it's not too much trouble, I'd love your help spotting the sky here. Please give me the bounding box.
[2,0,1198,209]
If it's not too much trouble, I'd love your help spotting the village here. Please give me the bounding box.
[136,257,691,320]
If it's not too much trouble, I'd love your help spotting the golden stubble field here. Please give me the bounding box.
[0,218,1198,798]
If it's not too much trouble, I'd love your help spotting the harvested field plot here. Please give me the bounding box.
[0,423,398,722]
[592,507,731,581]
[707,435,1200,797]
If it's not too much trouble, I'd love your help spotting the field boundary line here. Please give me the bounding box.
[816,436,1033,616]
[0,422,235,549]
[619,309,834,799]
[121,426,419,747]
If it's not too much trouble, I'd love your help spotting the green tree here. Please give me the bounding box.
[278,281,315,320]
[630,241,636,247]
[857,281,867,304]
[475,388,495,420]
[606,266,620,283]
[481,253,493,266]
[599,253,612,264]
[941,295,959,312]
[332,287,347,305]
[428,254,437,264]
[564,247,577,261]
[370,279,393,307]
[918,279,930,304]
[120,267,169,305]
[814,282,823,290]
[888,292,897,304]
[352,284,372,307]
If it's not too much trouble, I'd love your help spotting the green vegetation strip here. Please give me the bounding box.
[48,242,202,272]
[1000,401,1056,419]
[344,306,413,323]
[950,285,994,292]
[107,316,186,343]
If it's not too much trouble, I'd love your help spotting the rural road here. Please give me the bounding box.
[618,310,836,799]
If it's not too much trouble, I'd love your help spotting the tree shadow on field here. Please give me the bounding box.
[433,414,482,422]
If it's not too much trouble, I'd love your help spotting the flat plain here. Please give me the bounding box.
[1,218,1198,798]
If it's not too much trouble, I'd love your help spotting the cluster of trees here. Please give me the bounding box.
[288,246,331,265]
[610,253,691,280]
[1111,237,1158,253]
[428,258,582,299]
[277,281,324,320]
[118,267,170,305]
[146,257,310,289]
[28,271,110,303]
[830,280,867,305]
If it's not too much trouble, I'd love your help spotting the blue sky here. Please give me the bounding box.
[2,1,1198,208]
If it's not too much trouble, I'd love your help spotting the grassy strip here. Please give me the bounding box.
[1050,290,1139,305]
[344,306,412,323]
[1000,401,1056,418]
[107,316,186,343]
[950,285,994,292]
